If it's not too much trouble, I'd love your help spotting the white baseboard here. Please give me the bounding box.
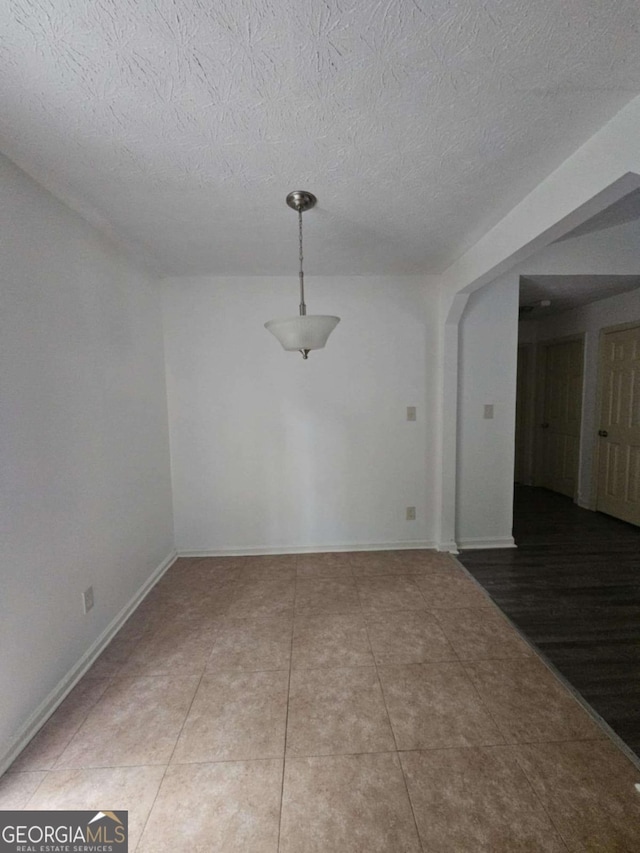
[0,549,177,777]
[576,497,595,510]
[458,536,516,550]
[435,540,459,554]
[178,541,437,557]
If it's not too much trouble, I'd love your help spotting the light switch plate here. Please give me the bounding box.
[82,586,94,614]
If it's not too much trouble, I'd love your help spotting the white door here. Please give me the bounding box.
[596,323,640,526]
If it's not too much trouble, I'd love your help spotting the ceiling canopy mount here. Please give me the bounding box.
[285,190,317,213]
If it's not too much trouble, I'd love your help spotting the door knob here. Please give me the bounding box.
[598,429,609,437]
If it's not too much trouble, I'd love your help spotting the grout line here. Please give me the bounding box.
[13,733,622,777]
[362,613,425,851]
[15,731,620,775]
[22,767,51,808]
[133,669,205,850]
[455,658,512,745]
[507,747,573,852]
[276,559,297,853]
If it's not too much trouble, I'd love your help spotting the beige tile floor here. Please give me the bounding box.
[2,550,640,851]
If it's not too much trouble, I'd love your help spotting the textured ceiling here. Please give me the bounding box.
[1,1,640,276]
[520,275,640,316]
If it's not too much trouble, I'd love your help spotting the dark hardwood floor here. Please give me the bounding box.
[458,486,640,758]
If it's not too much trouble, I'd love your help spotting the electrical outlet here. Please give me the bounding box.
[483,404,494,419]
[406,506,416,521]
[82,586,94,614]
[406,406,416,421]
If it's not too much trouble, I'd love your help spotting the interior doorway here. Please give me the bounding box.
[514,344,533,485]
[535,337,584,499]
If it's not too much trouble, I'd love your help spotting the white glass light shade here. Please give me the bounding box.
[264,315,340,353]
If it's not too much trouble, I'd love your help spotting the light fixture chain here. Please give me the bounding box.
[298,207,306,316]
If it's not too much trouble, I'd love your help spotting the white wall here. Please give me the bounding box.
[162,275,437,553]
[0,154,174,763]
[524,286,640,506]
[456,274,520,547]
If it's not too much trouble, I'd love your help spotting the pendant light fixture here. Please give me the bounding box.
[264,191,340,359]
